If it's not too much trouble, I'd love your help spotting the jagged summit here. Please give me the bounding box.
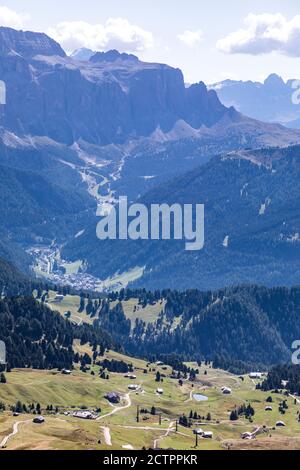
[0,26,66,58]
[89,49,139,64]
[264,73,285,89]
[70,47,95,61]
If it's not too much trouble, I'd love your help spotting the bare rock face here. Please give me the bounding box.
[0,28,299,150]
[0,28,229,145]
[89,49,139,63]
[0,26,66,58]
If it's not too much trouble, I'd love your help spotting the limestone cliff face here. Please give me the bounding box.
[0,26,66,58]
[0,30,228,145]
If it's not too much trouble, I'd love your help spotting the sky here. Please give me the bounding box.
[1,0,300,84]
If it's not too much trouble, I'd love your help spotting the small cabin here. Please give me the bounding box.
[193,428,204,436]
[73,410,96,420]
[242,432,252,440]
[105,392,120,404]
[61,369,71,375]
[156,388,164,395]
[128,384,140,391]
[33,416,45,424]
[265,406,273,411]
[249,372,263,379]
[203,431,213,439]
[221,387,232,395]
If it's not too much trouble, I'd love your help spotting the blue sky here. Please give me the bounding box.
[2,0,300,83]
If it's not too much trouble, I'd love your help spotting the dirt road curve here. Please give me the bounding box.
[0,420,31,448]
[96,393,132,421]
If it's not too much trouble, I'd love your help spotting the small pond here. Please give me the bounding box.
[193,393,208,402]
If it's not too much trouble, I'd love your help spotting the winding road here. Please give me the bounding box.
[96,393,132,421]
[0,419,31,449]
[153,421,175,449]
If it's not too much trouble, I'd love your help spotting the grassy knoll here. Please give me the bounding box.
[44,291,93,325]
[44,291,164,327]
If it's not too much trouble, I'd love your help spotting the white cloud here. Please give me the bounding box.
[217,13,300,57]
[177,29,203,47]
[0,5,30,29]
[47,18,154,54]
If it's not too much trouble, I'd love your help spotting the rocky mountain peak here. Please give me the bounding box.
[0,27,66,58]
[264,73,285,89]
[89,49,139,64]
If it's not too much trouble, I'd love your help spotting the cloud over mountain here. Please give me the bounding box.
[0,5,29,29]
[47,17,154,53]
[217,13,300,57]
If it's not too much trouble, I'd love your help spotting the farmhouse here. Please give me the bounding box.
[221,387,232,395]
[193,428,204,436]
[128,384,140,391]
[53,294,64,303]
[249,372,263,379]
[203,431,213,439]
[33,416,45,424]
[242,432,253,440]
[124,374,137,380]
[105,392,121,404]
[73,410,97,420]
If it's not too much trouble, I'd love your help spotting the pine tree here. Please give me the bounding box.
[230,409,238,421]
[0,373,6,384]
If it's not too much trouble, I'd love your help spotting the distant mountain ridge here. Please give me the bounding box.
[210,73,300,129]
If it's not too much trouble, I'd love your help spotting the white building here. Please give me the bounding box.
[249,373,262,379]
[128,384,140,391]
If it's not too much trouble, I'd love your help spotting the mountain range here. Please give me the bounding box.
[210,74,300,129]
[0,27,300,290]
